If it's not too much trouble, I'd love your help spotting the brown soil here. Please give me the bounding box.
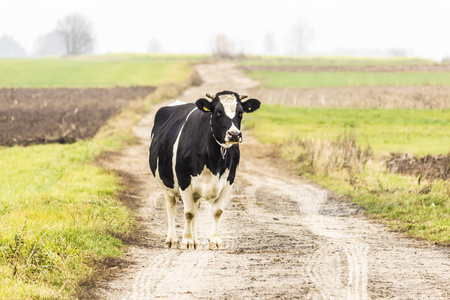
[250,86,450,109]
[386,153,450,180]
[243,64,450,73]
[0,86,155,146]
[92,63,450,299]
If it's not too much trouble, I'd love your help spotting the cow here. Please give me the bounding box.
[149,90,261,249]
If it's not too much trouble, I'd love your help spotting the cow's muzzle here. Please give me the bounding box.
[225,130,242,144]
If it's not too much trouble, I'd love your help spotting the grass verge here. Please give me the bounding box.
[0,65,197,298]
[245,105,450,245]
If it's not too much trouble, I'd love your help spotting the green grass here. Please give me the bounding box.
[245,105,450,156]
[245,105,450,245]
[0,139,132,298]
[241,56,435,66]
[0,54,202,88]
[316,164,450,244]
[250,71,450,88]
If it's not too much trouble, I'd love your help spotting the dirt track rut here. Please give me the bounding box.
[96,63,450,299]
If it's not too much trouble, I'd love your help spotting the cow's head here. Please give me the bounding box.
[196,90,260,148]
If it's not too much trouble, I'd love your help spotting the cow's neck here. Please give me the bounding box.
[207,129,235,170]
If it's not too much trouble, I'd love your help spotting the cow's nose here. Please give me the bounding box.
[227,131,242,142]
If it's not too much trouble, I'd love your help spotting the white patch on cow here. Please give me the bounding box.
[228,122,240,134]
[224,122,242,144]
[190,166,231,203]
[172,107,198,191]
[154,156,164,188]
[168,99,186,106]
[218,94,237,119]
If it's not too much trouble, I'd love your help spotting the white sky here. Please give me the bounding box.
[1,0,450,60]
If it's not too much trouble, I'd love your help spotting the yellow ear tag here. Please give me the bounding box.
[249,107,252,111]
[204,107,210,112]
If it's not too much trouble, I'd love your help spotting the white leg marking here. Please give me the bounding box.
[180,187,199,250]
[192,201,200,246]
[164,192,178,249]
[209,184,231,250]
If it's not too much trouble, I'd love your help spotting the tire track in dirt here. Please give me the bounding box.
[95,62,450,299]
[238,149,369,299]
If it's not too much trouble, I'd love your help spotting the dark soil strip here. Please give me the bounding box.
[0,87,155,146]
[386,153,450,180]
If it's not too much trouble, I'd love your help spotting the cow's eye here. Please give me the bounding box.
[238,112,243,118]
[215,111,223,117]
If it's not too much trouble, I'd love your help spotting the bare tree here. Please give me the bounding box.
[34,31,66,57]
[290,19,314,55]
[56,14,94,55]
[0,35,26,57]
[212,34,234,58]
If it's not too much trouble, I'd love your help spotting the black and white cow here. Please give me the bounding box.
[149,90,260,249]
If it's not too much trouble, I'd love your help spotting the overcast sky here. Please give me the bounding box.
[1,0,450,60]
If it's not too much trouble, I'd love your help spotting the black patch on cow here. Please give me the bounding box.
[196,98,212,112]
[242,98,261,113]
[149,104,196,189]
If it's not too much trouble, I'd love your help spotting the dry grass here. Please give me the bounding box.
[283,132,373,180]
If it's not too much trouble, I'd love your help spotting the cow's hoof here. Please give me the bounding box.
[165,238,178,249]
[180,239,198,250]
[208,238,222,250]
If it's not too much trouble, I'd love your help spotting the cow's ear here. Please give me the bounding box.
[242,99,261,113]
[196,98,213,113]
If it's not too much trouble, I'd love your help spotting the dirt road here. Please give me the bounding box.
[95,63,450,299]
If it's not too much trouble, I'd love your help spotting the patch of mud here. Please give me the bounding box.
[386,153,450,180]
[320,192,366,217]
[0,86,155,146]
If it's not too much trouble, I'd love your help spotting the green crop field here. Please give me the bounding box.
[251,71,450,88]
[0,54,203,88]
[245,105,450,156]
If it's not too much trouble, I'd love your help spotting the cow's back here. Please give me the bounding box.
[149,103,197,190]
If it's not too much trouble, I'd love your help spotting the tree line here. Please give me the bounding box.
[1,14,317,58]
[0,14,94,58]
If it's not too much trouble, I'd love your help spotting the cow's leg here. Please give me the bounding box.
[209,184,231,250]
[164,191,178,249]
[180,188,199,250]
[191,200,200,246]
